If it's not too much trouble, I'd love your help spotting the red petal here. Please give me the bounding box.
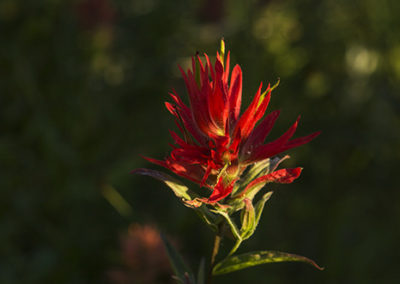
[247,116,300,163]
[241,110,280,159]
[143,156,168,168]
[186,72,219,136]
[165,157,208,185]
[165,101,176,115]
[232,82,263,142]
[263,167,303,183]
[208,78,227,131]
[214,56,224,79]
[204,53,215,80]
[238,168,302,197]
[223,51,230,83]
[270,116,301,147]
[170,148,208,165]
[246,110,280,147]
[203,177,236,203]
[169,130,188,148]
[280,131,321,152]
[168,91,206,145]
[253,91,271,124]
[228,65,242,124]
[200,163,213,187]
[147,154,205,185]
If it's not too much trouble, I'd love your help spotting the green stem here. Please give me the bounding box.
[207,233,222,284]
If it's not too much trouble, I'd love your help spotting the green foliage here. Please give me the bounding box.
[232,156,286,200]
[132,168,195,202]
[134,168,220,231]
[239,199,256,240]
[254,192,273,227]
[210,209,241,241]
[213,250,323,275]
[210,192,274,258]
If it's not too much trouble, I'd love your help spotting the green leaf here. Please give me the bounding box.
[132,168,194,201]
[229,159,273,211]
[239,199,256,240]
[243,183,267,202]
[235,159,271,192]
[227,194,272,257]
[213,250,324,275]
[210,209,241,241]
[254,191,273,226]
[161,233,195,283]
[234,156,289,198]
[212,206,246,257]
[133,169,220,231]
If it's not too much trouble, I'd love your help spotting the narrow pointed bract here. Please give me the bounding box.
[139,40,319,204]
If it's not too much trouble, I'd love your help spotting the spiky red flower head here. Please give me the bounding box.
[146,41,319,204]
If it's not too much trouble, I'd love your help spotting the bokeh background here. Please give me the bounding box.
[2,0,400,283]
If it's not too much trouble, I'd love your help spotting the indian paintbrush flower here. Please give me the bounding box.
[132,40,323,281]
[142,40,320,205]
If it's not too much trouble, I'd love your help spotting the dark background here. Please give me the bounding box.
[1,0,400,283]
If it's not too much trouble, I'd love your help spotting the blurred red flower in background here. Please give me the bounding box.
[108,224,174,284]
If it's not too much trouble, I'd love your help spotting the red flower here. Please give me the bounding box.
[146,42,319,203]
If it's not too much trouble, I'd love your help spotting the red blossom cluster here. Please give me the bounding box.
[145,42,319,204]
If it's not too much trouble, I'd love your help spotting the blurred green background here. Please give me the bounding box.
[1,0,400,283]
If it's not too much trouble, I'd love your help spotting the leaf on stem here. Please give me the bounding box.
[226,193,273,257]
[239,199,256,240]
[254,191,273,226]
[213,250,324,275]
[132,168,194,201]
[210,209,241,241]
[133,168,219,230]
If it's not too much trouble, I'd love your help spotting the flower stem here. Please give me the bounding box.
[207,233,222,284]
